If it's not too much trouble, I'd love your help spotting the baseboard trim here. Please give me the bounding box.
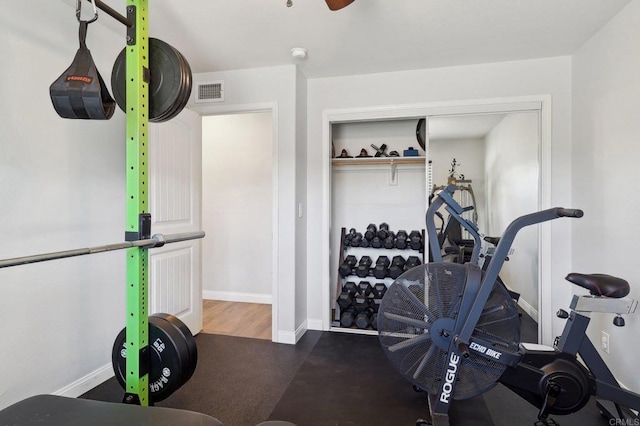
[53,363,114,398]
[306,319,324,331]
[517,296,539,322]
[277,321,308,345]
[203,290,272,305]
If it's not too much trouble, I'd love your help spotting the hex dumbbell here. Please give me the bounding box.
[357,281,373,297]
[350,232,363,247]
[344,228,357,247]
[356,256,373,278]
[372,283,387,299]
[404,255,422,271]
[396,230,409,249]
[377,222,390,240]
[355,307,375,329]
[409,230,423,251]
[373,256,390,279]
[389,255,406,279]
[338,255,358,277]
[342,281,358,296]
[364,223,377,241]
[340,307,357,328]
[336,291,354,310]
[384,231,396,249]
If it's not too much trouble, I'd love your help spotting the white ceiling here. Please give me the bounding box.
[132,0,631,78]
[67,0,631,139]
[68,0,632,78]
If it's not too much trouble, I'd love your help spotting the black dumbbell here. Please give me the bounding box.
[356,256,373,278]
[373,256,390,279]
[355,307,375,329]
[377,222,390,240]
[384,231,396,249]
[371,236,383,248]
[344,228,357,247]
[409,230,423,250]
[354,295,372,311]
[396,230,408,249]
[336,291,354,310]
[364,223,377,241]
[372,283,387,299]
[342,281,358,296]
[404,256,422,271]
[371,312,379,330]
[371,298,382,312]
[350,232,363,247]
[357,281,373,297]
[360,237,370,248]
[338,255,357,277]
[340,307,357,328]
[389,255,406,279]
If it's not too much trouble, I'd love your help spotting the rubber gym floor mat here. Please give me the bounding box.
[81,330,322,426]
[267,332,493,426]
[483,383,611,426]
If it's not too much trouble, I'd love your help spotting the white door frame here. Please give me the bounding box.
[321,95,553,343]
[192,102,280,342]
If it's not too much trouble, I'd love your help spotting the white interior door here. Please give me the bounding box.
[148,108,203,334]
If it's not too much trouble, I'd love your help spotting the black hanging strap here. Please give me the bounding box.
[49,17,115,120]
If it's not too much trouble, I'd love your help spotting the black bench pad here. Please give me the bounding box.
[0,394,224,426]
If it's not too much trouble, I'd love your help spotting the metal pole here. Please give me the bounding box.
[89,0,134,27]
[0,232,205,269]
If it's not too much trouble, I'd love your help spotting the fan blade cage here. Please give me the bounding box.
[378,263,521,400]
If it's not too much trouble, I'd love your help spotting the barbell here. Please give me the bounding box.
[0,231,205,269]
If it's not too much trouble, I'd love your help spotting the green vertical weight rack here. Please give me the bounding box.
[123,0,151,406]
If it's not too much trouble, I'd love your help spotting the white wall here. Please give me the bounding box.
[572,0,640,392]
[306,56,574,343]
[0,1,126,409]
[189,65,305,343]
[201,112,273,302]
[484,113,540,315]
[295,66,308,330]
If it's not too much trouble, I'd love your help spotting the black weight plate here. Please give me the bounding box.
[153,313,197,383]
[111,317,188,402]
[167,47,192,121]
[152,45,192,123]
[111,38,185,121]
[416,118,426,151]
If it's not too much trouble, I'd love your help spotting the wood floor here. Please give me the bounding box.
[201,299,272,340]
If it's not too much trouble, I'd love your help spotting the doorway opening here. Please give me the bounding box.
[201,111,275,340]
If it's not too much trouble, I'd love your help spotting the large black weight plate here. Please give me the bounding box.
[111,315,190,402]
[153,313,197,383]
[152,45,192,123]
[111,38,190,122]
[416,118,426,151]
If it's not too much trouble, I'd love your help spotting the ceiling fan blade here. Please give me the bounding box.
[325,0,355,11]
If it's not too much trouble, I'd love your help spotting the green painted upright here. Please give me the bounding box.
[124,0,150,406]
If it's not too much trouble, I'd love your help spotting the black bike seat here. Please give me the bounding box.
[484,236,500,246]
[565,273,630,298]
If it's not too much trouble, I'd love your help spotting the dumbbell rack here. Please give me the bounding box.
[331,226,425,335]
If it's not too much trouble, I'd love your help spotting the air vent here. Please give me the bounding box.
[195,81,224,103]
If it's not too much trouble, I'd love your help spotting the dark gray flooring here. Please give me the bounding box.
[81,311,613,426]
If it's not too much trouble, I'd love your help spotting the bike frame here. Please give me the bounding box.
[425,185,640,421]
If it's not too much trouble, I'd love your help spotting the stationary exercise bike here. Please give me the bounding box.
[378,185,640,425]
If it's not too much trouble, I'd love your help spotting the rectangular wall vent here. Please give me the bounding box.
[195,81,224,103]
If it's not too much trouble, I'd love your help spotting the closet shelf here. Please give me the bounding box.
[331,156,426,166]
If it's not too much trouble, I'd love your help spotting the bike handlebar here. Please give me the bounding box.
[556,208,584,218]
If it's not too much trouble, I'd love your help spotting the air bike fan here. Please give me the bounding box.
[378,262,520,400]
